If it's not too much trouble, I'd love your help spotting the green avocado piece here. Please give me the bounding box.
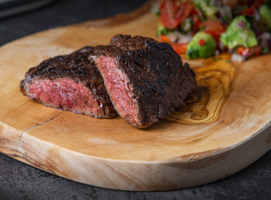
[186,32,216,59]
[220,16,258,50]
[259,4,271,31]
[193,0,217,17]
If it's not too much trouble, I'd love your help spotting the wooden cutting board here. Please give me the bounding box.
[0,2,271,191]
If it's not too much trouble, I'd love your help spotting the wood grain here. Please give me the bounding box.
[0,3,271,191]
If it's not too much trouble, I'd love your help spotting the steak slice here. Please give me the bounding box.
[20,46,117,119]
[90,34,197,128]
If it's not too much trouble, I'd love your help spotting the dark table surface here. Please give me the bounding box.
[0,0,270,199]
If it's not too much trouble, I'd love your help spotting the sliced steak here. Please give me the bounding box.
[90,34,197,128]
[20,46,117,119]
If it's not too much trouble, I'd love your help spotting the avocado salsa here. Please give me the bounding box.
[154,0,271,62]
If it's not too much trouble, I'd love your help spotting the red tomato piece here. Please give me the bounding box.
[237,46,245,55]
[175,0,195,24]
[200,17,225,41]
[160,0,195,29]
[171,43,188,54]
[160,0,179,29]
[159,34,170,43]
[190,8,199,16]
[241,8,255,16]
[192,16,201,30]
[198,39,206,46]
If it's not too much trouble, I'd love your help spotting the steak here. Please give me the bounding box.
[20,46,117,119]
[90,34,197,128]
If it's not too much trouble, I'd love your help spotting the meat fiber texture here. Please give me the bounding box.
[20,46,117,119]
[90,34,197,128]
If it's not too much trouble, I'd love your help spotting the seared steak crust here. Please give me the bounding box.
[20,46,117,118]
[91,35,197,128]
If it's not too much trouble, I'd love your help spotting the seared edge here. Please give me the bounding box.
[20,46,117,119]
[91,35,197,128]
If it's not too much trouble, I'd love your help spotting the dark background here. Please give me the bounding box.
[0,0,271,199]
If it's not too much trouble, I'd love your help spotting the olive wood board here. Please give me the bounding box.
[0,2,271,191]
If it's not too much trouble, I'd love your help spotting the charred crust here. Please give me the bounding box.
[20,46,117,119]
[92,35,197,128]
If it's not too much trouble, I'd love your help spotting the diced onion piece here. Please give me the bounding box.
[231,54,246,62]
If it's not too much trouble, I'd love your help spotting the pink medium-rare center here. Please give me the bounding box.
[96,56,138,125]
[20,46,117,119]
[20,35,197,128]
[27,78,102,117]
